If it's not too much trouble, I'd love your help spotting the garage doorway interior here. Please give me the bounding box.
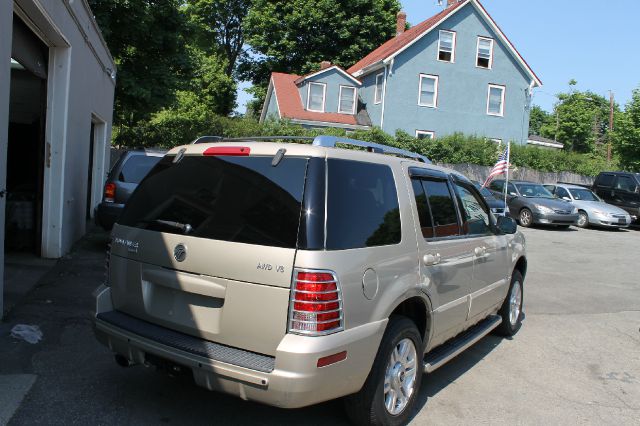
[2,15,55,316]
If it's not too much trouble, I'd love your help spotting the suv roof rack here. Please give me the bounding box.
[190,135,431,164]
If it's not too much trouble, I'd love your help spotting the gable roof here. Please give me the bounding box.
[294,65,362,86]
[347,0,541,87]
[262,72,368,127]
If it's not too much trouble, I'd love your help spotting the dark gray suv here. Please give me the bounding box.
[488,179,578,228]
[95,149,164,230]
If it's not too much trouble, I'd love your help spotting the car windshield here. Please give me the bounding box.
[473,183,495,198]
[515,183,554,198]
[568,188,600,201]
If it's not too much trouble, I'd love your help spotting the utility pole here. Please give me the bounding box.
[607,91,614,162]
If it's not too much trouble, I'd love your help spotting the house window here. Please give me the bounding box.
[374,73,384,104]
[338,86,356,114]
[477,37,493,69]
[307,82,326,112]
[418,74,438,107]
[487,84,505,116]
[416,130,435,140]
[438,30,456,62]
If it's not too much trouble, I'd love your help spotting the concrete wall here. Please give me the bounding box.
[442,163,595,186]
[0,2,14,317]
[298,68,360,114]
[374,3,533,143]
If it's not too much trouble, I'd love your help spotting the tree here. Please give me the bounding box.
[613,89,640,171]
[552,90,611,152]
[88,0,190,125]
[241,0,401,111]
[528,105,554,137]
[185,0,251,77]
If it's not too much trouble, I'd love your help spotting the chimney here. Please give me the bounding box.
[396,11,407,35]
[320,60,331,70]
[446,0,459,6]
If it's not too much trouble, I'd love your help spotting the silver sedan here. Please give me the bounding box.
[544,183,633,228]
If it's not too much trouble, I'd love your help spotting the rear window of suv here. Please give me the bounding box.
[117,155,308,249]
[118,155,162,184]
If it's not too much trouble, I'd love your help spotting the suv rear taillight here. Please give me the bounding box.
[288,269,343,335]
[104,182,116,203]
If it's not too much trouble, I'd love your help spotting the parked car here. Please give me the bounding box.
[591,171,640,223]
[544,183,633,229]
[93,136,527,425]
[488,179,578,228]
[95,149,164,230]
[473,181,508,216]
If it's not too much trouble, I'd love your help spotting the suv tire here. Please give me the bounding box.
[495,270,524,336]
[344,316,423,426]
[518,208,533,227]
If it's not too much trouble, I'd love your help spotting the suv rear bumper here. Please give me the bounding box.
[95,202,124,230]
[93,285,386,408]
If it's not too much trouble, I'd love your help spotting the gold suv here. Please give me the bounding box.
[94,136,526,425]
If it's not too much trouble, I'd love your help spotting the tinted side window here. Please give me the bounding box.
[453,183,491,236]
[597,174,614,187]
[411,178,434,238]
[422,179,460,238]
[326,159,401,250]
[507,183,518,195]
[118,155,162,184]
[555,187,570,199]
[489,181,504,192]
[615,176,637,192]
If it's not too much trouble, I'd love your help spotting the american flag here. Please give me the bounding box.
[482,145,510,187]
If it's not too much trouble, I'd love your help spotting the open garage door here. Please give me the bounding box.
[5,15,47,255]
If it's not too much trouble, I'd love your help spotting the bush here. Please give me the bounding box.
[118,114,615,176]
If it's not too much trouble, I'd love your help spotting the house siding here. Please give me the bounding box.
[298,68,359,114]
[379,3,532,143]
[360,71,383,128]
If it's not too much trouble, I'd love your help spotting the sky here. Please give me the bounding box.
[235,0,640,114]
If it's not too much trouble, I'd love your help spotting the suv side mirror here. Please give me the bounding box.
[497,216,517,234]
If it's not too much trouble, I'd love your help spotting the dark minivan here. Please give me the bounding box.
[95,149,164,230]
[592,172,640,223]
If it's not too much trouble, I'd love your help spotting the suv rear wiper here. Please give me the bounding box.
[141,219,193,234]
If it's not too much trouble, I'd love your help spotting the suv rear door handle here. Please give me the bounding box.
[474,246,487,257]
[423,253,441,266]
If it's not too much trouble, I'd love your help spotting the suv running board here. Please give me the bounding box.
[423,315,502,373]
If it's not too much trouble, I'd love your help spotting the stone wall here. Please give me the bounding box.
[440,163,594,186]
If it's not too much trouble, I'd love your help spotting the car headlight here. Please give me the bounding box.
[535,205,554,214]
[591,209,606,216]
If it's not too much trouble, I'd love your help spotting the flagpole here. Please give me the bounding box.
[504,141,511,209]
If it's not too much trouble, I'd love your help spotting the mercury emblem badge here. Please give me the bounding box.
[173,244,187,262]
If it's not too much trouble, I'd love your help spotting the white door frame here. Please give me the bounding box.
[87,114,108,220]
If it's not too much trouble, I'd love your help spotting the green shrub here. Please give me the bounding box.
[118,115,615,176]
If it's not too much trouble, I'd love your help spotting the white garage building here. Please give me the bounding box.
[0,0,115,316]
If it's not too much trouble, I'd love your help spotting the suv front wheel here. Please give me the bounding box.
[344,316,423,426]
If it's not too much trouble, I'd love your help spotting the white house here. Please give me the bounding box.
[0,0,115,316]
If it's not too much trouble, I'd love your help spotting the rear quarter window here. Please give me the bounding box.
[326,159,401,250]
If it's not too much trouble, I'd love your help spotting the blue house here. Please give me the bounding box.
[260,0,542,144]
